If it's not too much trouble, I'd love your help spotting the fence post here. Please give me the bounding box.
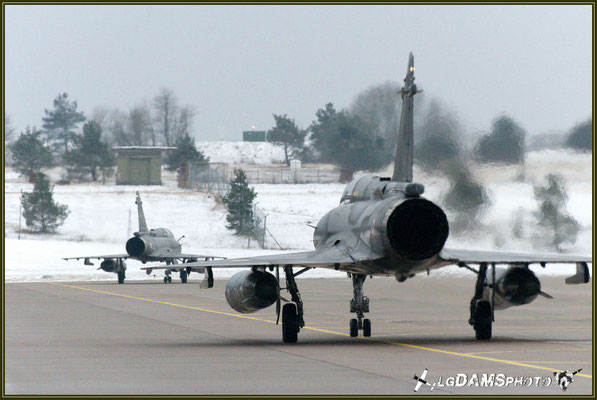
[263,213,267,248]
[18,190,22,240]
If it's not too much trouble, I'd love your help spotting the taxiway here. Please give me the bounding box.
[4,275,592,395]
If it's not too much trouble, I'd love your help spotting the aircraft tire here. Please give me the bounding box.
[180,270,188,283]
[163,277,168,283]
[349,318,358,337]
[282,303,298,343]
[167,276,172,283]
[117,271,125,284]
[474,301,492,340]
[363,318,371,337]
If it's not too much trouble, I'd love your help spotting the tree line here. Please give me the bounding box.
[264,82,592,183]
[5,88,205,184]
[6,88,208,234]
[262,82,587,252]
[6,82,590,246]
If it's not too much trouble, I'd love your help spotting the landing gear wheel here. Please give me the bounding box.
[163,277,168,283]
[167,276,172,283]
[349,318,358,337]
[180,270,188,283]
[363,318,371,337]
[117,271,125,284]
[474,301,492,340]
[282,303,298,343]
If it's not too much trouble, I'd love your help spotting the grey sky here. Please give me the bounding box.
[5,5,592,141]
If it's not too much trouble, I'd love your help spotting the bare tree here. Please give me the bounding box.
[90,106,116,144]
[5,112,16,161]
[128,104,153,146]
[153,88,179,146]
[107,109,129,146]
[90,107,112,130]
[173,105,197,141]
[4,112,15,143]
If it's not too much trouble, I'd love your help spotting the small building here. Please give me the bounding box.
[113,146,175,185]
[243,130,266,142]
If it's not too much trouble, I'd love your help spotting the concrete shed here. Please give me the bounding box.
[113,147,175,185]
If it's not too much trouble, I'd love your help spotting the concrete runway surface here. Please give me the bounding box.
[4,275,593,395]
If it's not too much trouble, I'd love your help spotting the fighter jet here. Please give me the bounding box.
[64,191,222,284]
[145,53,591,343]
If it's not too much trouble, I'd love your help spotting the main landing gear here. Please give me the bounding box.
[467,262,494,340]
[116,259,126,284]
[349,274,371,337]
[281,265,307,343]
[117,270,126,284]
[163,269,173,283]
[162,258,188,284]
[162,270,187,283]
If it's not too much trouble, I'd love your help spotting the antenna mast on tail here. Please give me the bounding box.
[392,52,420,182]
[135,191,148,233]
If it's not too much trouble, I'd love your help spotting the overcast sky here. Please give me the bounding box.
[5,5,592,141]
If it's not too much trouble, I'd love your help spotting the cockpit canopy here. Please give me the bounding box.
[149,228,174,238]
[340,176,425,204]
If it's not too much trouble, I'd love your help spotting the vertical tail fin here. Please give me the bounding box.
[135,191,148,232]
[392,52,419,182]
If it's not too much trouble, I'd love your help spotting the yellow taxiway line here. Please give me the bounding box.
[51,282,592,379]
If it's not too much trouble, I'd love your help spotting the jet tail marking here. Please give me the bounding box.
[392,52,419,182]
[136,191,149,233]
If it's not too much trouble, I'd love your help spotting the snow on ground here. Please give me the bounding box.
[4,149,592,283]
[196,141,286,165]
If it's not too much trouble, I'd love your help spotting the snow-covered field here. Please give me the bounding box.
[196,141,286,165]
[4,149,592,283]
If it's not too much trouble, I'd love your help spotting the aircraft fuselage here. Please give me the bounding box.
[313,175,450,276]
[125,227,181,262]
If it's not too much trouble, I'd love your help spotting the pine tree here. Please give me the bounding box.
[21,173,70,233]
[42,93,86,155]
[63,121,115,182]
[566,118,592,152]
[223,169,256,235]
[310,103,391,182]
[474,115,526,164]
[442,160,490,233]
[533,173,580,252]
[9,127,54,182]
[266,114,306,166]
[165,133,208,172]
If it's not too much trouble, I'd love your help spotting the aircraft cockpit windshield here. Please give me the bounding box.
[149,228,173,238]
